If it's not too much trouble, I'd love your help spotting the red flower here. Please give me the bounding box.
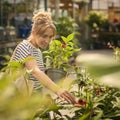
[78,99,87,106]
[74,99,87,107]
[95,88,103,95]
[62,42,66,48]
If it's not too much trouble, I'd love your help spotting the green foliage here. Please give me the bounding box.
[54,17,77,38]
[84,11,108,31]
[43,33,80,71]
[1,37,120,119]
[52,66,120,119]
[0,57,63,120]
[48,48,120,119]
[54,17,81,48]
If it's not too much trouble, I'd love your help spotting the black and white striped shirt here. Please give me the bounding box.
[11,40,45,89]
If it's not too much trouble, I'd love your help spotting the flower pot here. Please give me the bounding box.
[45,68,66,82]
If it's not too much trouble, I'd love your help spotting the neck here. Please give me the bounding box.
[28,36,38,48]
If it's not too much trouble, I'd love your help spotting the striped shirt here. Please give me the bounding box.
[11,40,45,90]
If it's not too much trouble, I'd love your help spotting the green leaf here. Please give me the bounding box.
[78,112,90,120]
[67,33,74,41]
[61,36,67,43]
[22,56,35,64]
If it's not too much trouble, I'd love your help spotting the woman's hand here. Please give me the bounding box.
[56,88,76,104]
[25,60,75,104]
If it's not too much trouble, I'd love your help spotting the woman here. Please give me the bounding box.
[11,11,75,104]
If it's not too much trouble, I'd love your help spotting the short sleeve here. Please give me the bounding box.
[12,42,31,61]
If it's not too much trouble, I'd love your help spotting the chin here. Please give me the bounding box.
[41,45,47,49]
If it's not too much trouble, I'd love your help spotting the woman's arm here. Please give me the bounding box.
[25,56,75,104]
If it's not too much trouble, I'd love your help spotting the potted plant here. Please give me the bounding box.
[43,33,80,82]
[84,10,108,32]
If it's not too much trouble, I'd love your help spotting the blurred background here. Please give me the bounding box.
[0,0,120,68]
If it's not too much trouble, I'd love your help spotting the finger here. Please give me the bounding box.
[60,91,75,104]
[65,92,76,104]
[59,94,71,103]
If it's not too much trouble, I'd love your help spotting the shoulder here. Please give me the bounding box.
[18,40,29,48]
[17,40,33,51]
[12,40,33,60]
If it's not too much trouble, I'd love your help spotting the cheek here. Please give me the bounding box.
[37,38,42,43]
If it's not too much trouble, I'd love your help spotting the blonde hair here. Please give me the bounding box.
[31,11,56,36]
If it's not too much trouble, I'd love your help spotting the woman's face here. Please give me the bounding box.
[33,28,54,49]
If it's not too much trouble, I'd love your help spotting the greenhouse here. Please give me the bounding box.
[0,0,120,120]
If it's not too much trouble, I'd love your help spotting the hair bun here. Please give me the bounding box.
[32,11,52,23]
